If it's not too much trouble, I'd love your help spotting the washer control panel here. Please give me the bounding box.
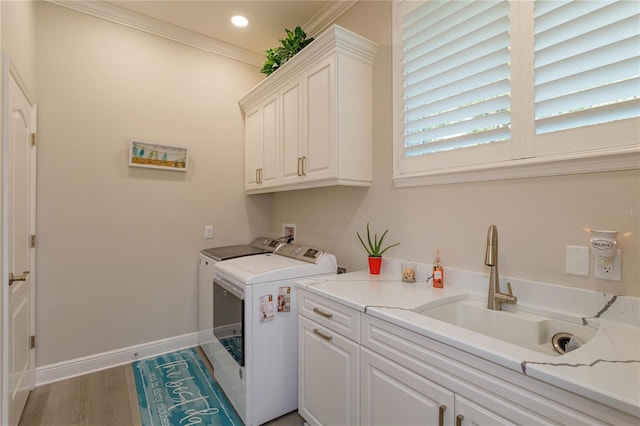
[274,244,325,263]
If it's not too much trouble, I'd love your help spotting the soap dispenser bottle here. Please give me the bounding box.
[433,249,444,288]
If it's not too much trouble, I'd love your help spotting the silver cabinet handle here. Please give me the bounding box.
[312,307,333,319]
[456,414,464,426]
[9,271,30,286]
[313,328,333,341]
[439,405,446,426]
[301,156,307,175]
[256,169,260,184]
[297,157,302,176]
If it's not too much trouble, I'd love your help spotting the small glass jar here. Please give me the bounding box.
[401,262,417,283]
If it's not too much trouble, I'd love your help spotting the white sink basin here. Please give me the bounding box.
[415,298,598,356]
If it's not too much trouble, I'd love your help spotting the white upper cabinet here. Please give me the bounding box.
[244,95,280,190]
[239,25,378,194]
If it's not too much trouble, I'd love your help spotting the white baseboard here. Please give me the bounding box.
[35,332,199,386]
[197,329,214,345]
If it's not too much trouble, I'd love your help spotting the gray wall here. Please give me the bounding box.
[269,1,640,297]
[35,3,271,366]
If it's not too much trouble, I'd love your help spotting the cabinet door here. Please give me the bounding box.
[454,396,515,426]
[245,107,262,190]
[244,96,279,190]
[281,80,303,185]
[260,97,279,186]
[303,55,337,182]
[361,348,455,426]
[298,315,359,426]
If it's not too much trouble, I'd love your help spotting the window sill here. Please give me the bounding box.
[393,146,640,187]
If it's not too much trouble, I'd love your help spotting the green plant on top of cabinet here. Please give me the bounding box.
[261,27,315,76]
[239,25,378,194]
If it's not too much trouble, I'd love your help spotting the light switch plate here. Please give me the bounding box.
[566,245,589,276]
[204,225,214,239]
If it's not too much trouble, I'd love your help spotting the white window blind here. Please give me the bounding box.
[393,0,639,186]
[534,0,640,135]
[402,1,511,158]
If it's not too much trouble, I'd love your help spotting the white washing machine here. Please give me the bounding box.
[211,244,337,426]
[198,237,287,364]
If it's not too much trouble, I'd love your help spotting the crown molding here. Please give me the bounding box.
[47,0,265,66]
[304,1,359,38]
[47,1,357,68]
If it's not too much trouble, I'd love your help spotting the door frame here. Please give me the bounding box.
[1,53,37,426]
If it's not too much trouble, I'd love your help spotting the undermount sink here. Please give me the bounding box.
[415,298,598,356]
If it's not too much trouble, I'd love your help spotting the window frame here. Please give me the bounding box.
[392,0,640,187]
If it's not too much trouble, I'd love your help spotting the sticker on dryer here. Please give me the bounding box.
[259,294,275,323]
[277,286,291,312]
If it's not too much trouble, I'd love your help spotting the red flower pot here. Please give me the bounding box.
[368,257,382,274]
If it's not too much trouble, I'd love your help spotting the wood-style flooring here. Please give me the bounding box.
[19,347,305,426]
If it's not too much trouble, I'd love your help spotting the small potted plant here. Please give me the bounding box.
[357,222,400,274]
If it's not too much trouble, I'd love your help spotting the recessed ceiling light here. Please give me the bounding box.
[231,15,249,27]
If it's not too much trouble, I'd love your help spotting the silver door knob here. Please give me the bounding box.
[9,271,30,286]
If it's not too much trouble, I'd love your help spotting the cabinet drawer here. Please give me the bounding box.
[298,289,360,342]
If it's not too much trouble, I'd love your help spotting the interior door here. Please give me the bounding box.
[3,58,36,426]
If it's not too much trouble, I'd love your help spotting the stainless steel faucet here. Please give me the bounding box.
[485,225,517,310]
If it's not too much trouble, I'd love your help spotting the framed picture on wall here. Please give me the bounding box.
[128,140,188,171]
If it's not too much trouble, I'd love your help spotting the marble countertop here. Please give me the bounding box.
[296,260,640,417]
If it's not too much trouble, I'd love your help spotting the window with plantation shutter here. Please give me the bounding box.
[393,0,639,187]
[403,1,511,157]
[534,0,640,135]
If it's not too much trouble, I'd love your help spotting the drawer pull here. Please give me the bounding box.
[438,405,446,426]
[456,414,464,426]
[312,307,333,319]
[313,328,333,341]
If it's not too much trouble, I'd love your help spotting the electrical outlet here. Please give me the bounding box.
[594,249,621,281]
[204,225,214,239]
[282,223,296,242]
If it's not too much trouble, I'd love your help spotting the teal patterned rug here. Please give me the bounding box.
[132,348,242,426]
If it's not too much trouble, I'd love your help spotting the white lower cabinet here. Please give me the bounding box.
[360,347,530,426]
[361,348,454,426]
[298,290,635,426]
[361,315,627,426]
[454,395,515,426]
[298,315,359,426]
[298,290,360,426]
